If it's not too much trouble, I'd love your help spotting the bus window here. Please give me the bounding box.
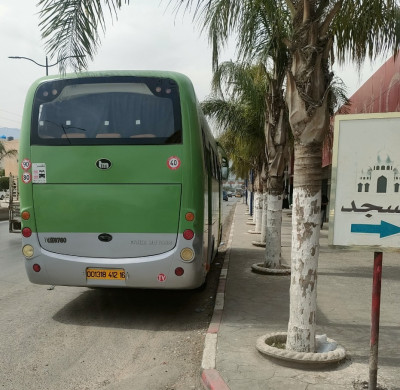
[32,77,182,145]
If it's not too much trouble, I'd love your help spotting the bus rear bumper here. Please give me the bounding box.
[24,247,206,290]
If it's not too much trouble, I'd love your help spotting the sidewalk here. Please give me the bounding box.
[202,202,400,390]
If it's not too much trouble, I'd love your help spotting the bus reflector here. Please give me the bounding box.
[22,245,34,258]
[180,248,194,261]
[175,267,184,276]
[183,229,194,240]
[22,227,32,238]
[21,211,30,220]
[33,264,41,272]
[185,212,195,221]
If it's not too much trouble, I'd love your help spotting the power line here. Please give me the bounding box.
[0,109,22,118]
[0,116,21,126]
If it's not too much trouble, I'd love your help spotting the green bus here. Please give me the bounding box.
[19,71,228,289]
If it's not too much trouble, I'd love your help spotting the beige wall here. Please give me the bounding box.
[1,140,19,177]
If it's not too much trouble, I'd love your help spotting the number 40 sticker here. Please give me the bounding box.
[167,156,181,170]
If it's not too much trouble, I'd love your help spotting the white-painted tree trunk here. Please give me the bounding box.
[286,187,321,352]
[263,193,282,268]
[260,191,268,244]
[255,191,263,233]
[252,191,258,224]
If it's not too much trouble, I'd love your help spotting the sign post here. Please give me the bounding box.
[329,113,400,390]
[369,252,382,390]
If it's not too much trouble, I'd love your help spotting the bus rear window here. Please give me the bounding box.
[31,77,182,145]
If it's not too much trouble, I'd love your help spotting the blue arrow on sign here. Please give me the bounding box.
[351,221,400,238]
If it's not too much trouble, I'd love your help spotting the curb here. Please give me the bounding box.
[200,207,236,390]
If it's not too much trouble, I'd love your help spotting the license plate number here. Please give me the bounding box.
[86,268,126,280]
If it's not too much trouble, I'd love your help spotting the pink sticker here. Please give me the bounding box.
[157,273,167,282]
[167,156,181,170]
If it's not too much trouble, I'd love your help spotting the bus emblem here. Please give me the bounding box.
[96,158,112,170]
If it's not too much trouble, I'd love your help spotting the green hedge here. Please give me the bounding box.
[0,177,9,190]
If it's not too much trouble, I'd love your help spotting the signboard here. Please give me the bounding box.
[329,113,400,251]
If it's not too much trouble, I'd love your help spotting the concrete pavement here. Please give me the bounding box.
[201,202,400,390]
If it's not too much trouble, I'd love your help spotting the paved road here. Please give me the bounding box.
[0,200,236,390]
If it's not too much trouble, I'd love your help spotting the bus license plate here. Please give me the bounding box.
[86,268,126,280]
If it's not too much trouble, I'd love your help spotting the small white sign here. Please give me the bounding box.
[329,113,400,251]
[32,163,47,184]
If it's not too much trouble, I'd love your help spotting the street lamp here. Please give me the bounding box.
[8,55,84,76]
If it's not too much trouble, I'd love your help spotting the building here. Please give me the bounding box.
[0,139,19,177]
[321,55,400,199]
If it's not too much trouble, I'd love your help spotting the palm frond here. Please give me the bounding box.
[0,142,17,161]
[37,0,129,72]
[334,0,400,66]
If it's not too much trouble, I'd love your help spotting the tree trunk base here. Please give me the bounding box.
[256,332,346,367]
[248,230,261,234]
[251,241,266,247]
[251,263,291,275]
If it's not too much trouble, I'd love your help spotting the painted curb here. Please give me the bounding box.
[200,206,236,390]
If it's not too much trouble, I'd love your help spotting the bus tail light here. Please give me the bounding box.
[185,212,195,221]
[33,264,41,272]
[180,248,194,261]
[22,245,34,258]
[175,267,184,276]
[22,227,32,238]
[21,211,30,220]
[183,229,194,240]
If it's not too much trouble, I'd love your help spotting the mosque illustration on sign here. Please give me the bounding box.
[357,150,400,194]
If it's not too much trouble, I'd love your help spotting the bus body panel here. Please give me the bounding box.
[20,70,222,289]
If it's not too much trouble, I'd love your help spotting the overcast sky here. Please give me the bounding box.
[0,0,390,130]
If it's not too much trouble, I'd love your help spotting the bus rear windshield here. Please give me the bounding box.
[31,76,182,145]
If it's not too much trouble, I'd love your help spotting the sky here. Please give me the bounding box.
[0,0,391,132]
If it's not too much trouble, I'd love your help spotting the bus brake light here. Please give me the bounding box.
[33,264,41,272]
[175,267,184,276]
[22,227,32,238]
[183,229,194,240]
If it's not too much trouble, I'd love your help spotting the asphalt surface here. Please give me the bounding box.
[0,199,237,390]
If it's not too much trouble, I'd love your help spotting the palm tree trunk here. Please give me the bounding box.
[260,184,268,244]
[255,190,263,233]
[263,177,283,268]
[286,143,322,352]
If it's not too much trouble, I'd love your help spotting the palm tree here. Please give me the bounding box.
[193,0,292,266]
[37,0,400,354]
[178,0,400,354]
[282,1,399,353]
[201,61,267,196]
